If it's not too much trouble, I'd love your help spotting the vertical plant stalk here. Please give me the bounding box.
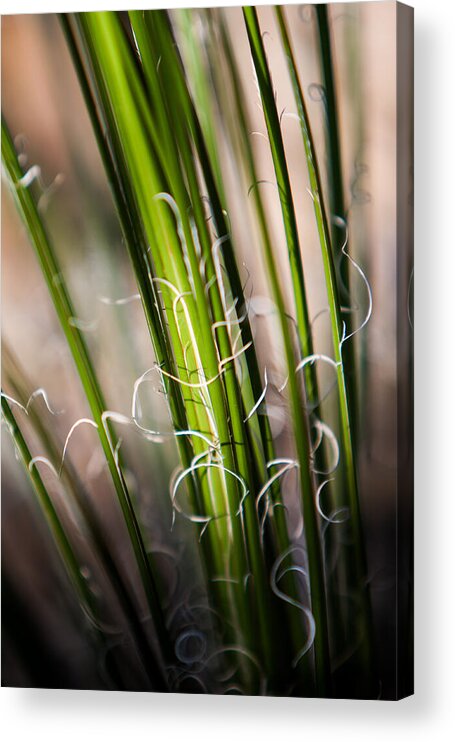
[72,12,267,688]
[242,7,317,401]
[2,344,167,690]
[207,7,285,540]
[1,118,171,682]
[176,8,226,201]
[315,4,358,441]
[61,14,205,521]
[207,8,319,680]
[1,394,127,688]
[315,5,346,272]
[151,10,281,467]
[131,9,285,680]
[243,5,331,696]
[275,6,374,681]
[64,14,240,654]
[65,15,247,683]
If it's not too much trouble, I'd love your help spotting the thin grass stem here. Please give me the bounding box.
[275,5,374,683]
[243,5,331,697]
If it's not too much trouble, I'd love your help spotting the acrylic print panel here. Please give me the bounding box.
[1,2,413,700]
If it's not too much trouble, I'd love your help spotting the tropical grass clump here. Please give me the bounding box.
[2,5,405,698]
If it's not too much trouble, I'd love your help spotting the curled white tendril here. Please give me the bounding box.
[132,368,157,424]
[169,448,212,528]
[147,274,207,379]
[310,419,340,475]
[15,160,64,212]
[271,545,316,667]
[59,405,219,492]
[204,273,217,297]
[28,456,59,478]
[60,418,99,474]
[244,368,268,422]
[154,340,252,391]
[60,411,134,477]
[2,388,63,417]
[172,292,200,363]
[296,353,340,375]
[292,213,372,396]
[315,479,350,525]
[26,387,64,416]
[286,353,340,407]
[332,215,373,349]
[211,235,230,313]
[154,192,193,286]
[131,367,219,450]
[1,392,28,414]
[256,458,298,542]
[170,452,249,531]
[16,163,39,187]
[152,273,246,411]
[154,279,200,372]
[211,306,248,347]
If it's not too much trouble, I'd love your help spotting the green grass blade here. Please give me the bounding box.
[315,5,346,272]
[129,8,284,679]
[68,12,235,631]
[242,7,317,401]
[243,5,331,696]
[61,14,204,517]
[74,13,260,680]
[1,117,171,680]
[206,8,321,679]
[275,5,374,683]
[314,4,358,444]
[67,17,252,679]
[2,343,167,690]
[145,12,272,453]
